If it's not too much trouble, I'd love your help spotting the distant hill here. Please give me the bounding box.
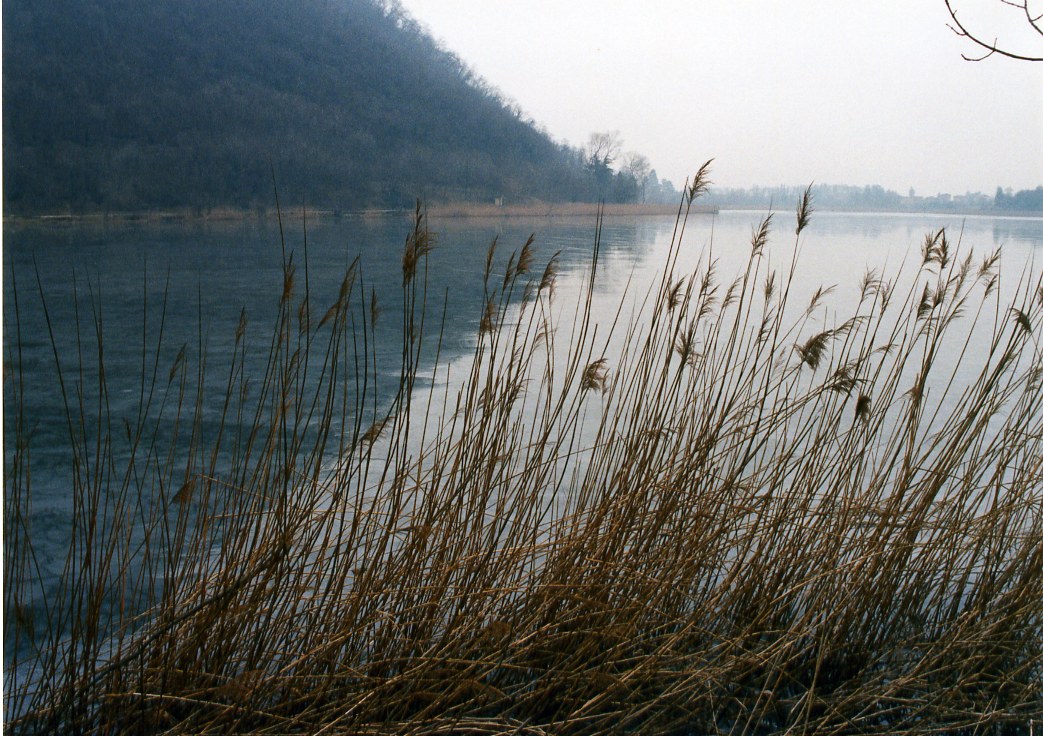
[3,0,596,214]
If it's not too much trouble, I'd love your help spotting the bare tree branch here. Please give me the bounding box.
[944,0,1043,61]
[585,131,623,169]
[1023,1,1043,34]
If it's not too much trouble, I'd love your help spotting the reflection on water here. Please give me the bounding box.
[991,216,1043,244]
[5,208,1042,486]
[3,209,1042,669]
[1,212,674,649]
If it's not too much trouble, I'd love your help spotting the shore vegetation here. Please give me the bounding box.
[5,165,1042,733]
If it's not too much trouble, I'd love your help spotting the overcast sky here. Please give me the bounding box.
[398,1,1042,195]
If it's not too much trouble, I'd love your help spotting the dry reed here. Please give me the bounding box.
[5,167,1042,734]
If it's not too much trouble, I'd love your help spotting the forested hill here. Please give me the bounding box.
[3,0,595,214]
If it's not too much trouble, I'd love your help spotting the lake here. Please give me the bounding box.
[5,207,1043,672]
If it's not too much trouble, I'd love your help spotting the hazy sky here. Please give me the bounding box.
[398,1,1042,195]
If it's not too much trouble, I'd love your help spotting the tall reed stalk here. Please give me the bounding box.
[5,170,1042,734]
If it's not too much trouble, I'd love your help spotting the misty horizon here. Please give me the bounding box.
[399,1,1043,196]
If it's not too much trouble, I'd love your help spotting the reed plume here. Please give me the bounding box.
[5,174,1042,735]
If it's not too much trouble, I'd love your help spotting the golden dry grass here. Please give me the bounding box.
[5,167,1042,734]
[423,201,703,218]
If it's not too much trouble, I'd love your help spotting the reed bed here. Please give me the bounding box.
[5,164,1043,734]
[422,201,698,218]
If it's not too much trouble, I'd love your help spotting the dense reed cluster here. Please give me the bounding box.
[5,166,1043,734]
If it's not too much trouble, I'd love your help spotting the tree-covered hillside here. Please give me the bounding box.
[3,0,598,213]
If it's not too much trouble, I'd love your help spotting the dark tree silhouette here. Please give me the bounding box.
[2,0,610,213]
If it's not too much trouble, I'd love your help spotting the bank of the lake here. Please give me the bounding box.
[1,202,713,228]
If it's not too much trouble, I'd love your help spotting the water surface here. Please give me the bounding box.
[4,209,1042,662]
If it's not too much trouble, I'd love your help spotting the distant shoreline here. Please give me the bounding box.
[2,202,701,226]
[5,202,1042,227]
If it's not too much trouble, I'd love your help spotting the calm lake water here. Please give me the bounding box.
[4,208,1043,666]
